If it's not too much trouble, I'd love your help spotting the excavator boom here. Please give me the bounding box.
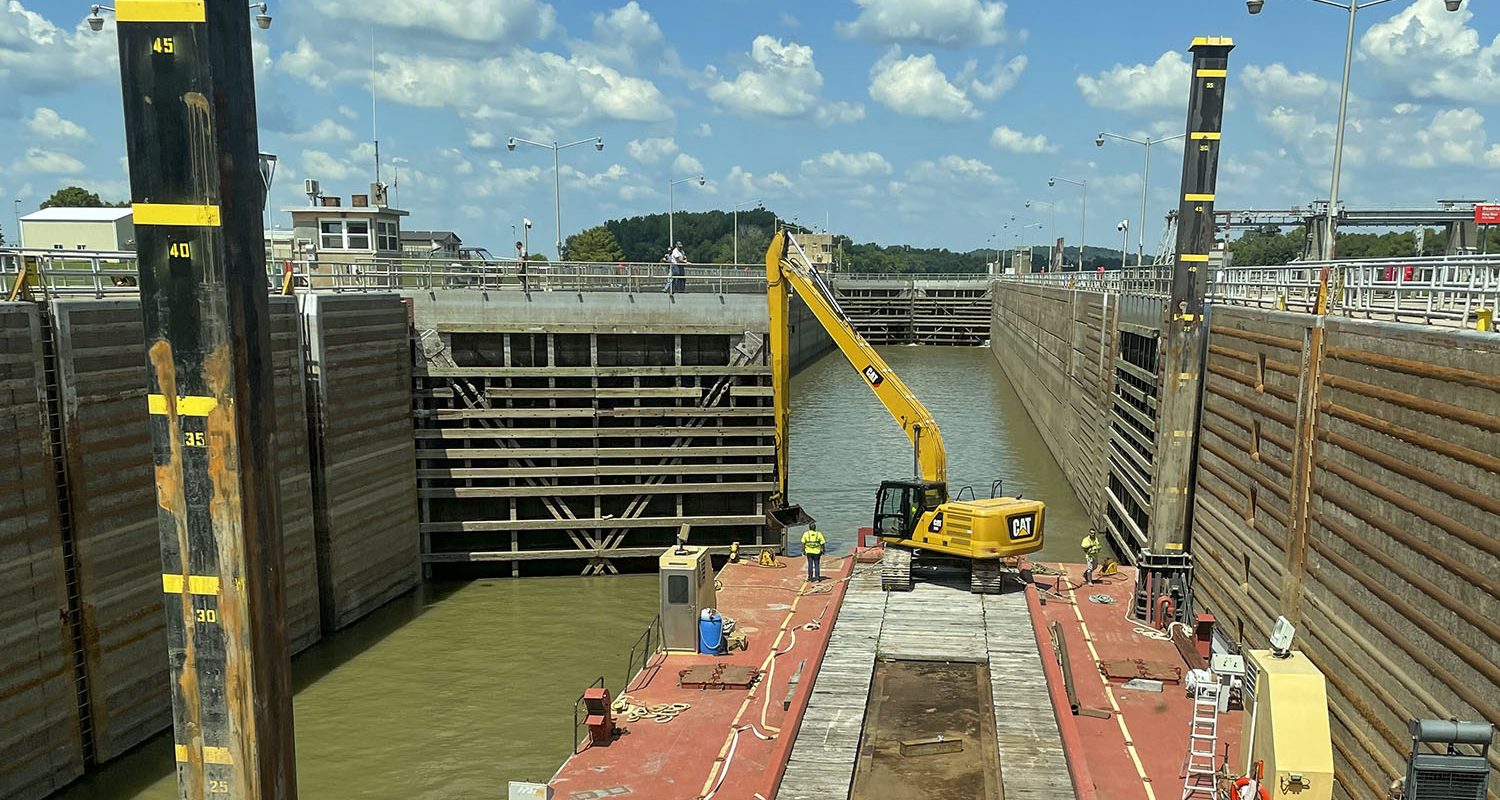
[767,231,947,486]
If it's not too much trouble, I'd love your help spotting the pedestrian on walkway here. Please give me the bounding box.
[662,241,689,294]
[514,241,530,293]
[1081,528,1103,584]
[801,524,826,583]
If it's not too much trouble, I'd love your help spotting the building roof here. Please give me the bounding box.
[21,206,133,222]
[400,230,462,245]
[282,206,409,216]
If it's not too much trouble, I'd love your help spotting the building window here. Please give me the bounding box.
[319,218,372,250]
[377,221,399,252]
[53,244,64,250]
[77,244,87,250]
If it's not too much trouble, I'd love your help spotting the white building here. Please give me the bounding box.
[19,207,135,251]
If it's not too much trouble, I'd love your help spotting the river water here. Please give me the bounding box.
[62,346,1088,798]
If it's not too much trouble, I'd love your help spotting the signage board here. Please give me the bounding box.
[1475,204,1500,224]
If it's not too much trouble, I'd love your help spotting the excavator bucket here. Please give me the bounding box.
[767,504,814,532]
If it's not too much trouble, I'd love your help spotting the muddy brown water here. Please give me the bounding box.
[63,346,1089,799]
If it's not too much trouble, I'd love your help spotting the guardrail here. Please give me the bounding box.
[0,249,768,298]
[624,614,664,693]
[1002,255,1500,328]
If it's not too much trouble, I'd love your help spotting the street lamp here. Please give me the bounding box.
[734,198,761,265]
[89,2,272,30]
[1025,199,1059,264]
[1097,131,1187,267]
[1049,175,1088,270]
[507,135,604,260]
[669,175,706,248]
[1020,222,1042,271]
[1247,0,1461,259]
[1116,219,1130,272]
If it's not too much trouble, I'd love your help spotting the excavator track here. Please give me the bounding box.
[969,560,1007,595]
[880,547,913,592]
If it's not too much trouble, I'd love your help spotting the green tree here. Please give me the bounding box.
[41,186,106,209]
[564,225,625,262]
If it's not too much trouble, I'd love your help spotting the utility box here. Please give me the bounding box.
[660,546,716,653]
[1241,649,1333,800]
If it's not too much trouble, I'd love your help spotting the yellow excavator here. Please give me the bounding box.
[766,231,1044,593]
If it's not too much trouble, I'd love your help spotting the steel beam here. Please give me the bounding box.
[1147,36,1234,555]
[113,3,296,798]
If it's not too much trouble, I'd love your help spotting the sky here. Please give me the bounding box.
[2,0,1498,259]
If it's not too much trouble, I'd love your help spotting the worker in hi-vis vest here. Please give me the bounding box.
[1081,528,1103,585]
[800,524,826,583]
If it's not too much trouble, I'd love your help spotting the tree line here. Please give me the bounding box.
[1226,226,1499,266]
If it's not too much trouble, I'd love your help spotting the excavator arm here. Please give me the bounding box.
[767,231,947,487]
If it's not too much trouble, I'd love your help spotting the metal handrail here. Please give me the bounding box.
[624,614,664,693]
[999,254,1500,328]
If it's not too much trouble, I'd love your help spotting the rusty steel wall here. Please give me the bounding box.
[989,281,1115,524]
[302,293,420,630]
[0,303,85,799]
[49,298,321,763]
[269,296,321,655]
[1193,306,1500,800]
[51,299,169,763]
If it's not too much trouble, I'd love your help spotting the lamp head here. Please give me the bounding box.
[1117,219,1129,232]
[87,6,105,31]
[1444,0,1461,10]
[1095,134,1105,148]
[506,137,517,151]
[1048,177,1056,188]
[594,137,604,151]
[1247,0,1265,13]
[1024,200,1032,208]
[697,176,706,186]
[255,12,272,29]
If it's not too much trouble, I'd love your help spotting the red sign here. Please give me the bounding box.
[1476,204,1500,224]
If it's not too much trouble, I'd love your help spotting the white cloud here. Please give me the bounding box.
[724,166,793,198]
[581,2,671,68]
[440,148,474,176]
[278,38,336,90]
[337,105,359,120]
[310,0,556,44]
[15,147,84,175]
[1241,64,1337,107]
[673,153,705,176]
[869,47,976,120]
[838,0,1012,48]
[1077,51,1189,112]
[302,149,359,182]
[963,55,1026,100]
[25,107,87,141]
[627,137,679,164]
[908,155,1004,184]
[468,130,497,150]
[990,126,1057,154]
[289,118,356,144]
[377,51,671,124]
[801,150,893,178]
[1360,0,1500,102]
[0,2,117,96]
[1392,107,1488,168]
[694,123,713,137]
[704,35,864,126]
[779,12,800,29]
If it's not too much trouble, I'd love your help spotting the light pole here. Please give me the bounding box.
[1117,219,1130,272]
[734,198,760,265]
[1049,176,1088,270]
[669,175,706,248]
[507,135,604,260]
[1020,222,1042,272]
[1096,131,1187,267]
[11,199,20,246]
[1246,0,1461,259]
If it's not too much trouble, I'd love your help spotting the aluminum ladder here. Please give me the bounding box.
[1181,679,1221,799]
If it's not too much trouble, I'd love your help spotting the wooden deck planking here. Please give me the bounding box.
[778,569,1077,800]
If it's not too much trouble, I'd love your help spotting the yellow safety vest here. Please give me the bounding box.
[801,529,825,555]
[1081,535,1102,558]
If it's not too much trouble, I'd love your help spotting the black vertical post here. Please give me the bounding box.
[114,1,296,798]
[1146,36,1234,555]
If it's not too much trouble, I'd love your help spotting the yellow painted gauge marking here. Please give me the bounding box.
[147,394,218,416]
[162,574,220,595]
[133,203,221,227]
[117,0,205,23]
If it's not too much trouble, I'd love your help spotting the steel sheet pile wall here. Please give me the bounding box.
[989,281,1116,522]
[1193,306,1500,799]
[0,303,84,800]
[269,296,321,653]
[415,327,775,576]
[303,293,420,629]
[48,298,321,765]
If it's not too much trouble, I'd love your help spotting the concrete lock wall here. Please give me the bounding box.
[1193,307,1500,799]
[302,293,420,630]
[46,298,322,764]
[989,281,1116,526]
[0,303,85,800]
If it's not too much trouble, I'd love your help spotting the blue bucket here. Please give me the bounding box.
[698,613,725,655]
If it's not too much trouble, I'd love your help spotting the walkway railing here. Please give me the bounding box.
[1002,255,1500,328]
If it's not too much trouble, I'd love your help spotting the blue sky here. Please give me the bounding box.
[3,0,1497,259]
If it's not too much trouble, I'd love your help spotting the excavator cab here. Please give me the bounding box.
[874,480,947,540]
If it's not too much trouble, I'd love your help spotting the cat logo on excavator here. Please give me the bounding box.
[862,365,884,386]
